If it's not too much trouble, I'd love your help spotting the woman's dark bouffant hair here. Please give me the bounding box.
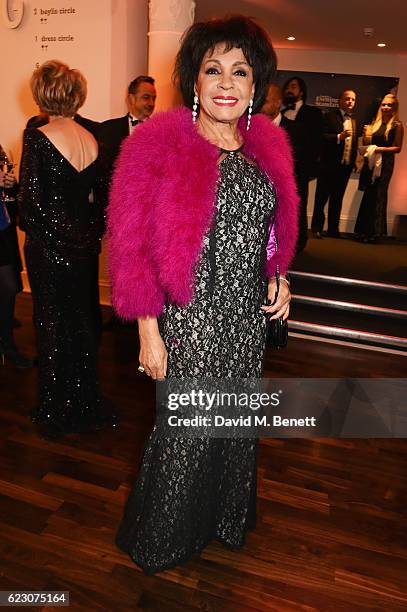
[174,15,277,113]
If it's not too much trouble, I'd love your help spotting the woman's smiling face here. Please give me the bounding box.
[381,95,395,118]
[195,44,255,125]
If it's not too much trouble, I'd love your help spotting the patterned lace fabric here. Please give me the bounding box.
[116,152,276,574]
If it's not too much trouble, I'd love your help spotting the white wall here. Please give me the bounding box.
[99,0,148,302]
[1,0,112,156]
[276,47,407,233]
[110,0,148,117]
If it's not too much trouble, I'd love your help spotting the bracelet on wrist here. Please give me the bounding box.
[269,276,290,287]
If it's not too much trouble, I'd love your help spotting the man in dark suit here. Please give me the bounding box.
[98,75,156,196]
[99,75,156,327]
[311,90,358,238]
[282,76,323,253]
[261,83,299,141]
[262,84,305,250]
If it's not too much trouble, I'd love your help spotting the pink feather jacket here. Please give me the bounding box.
[107,106,299,320]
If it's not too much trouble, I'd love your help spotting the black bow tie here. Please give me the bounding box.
[343,113,352,119]
[130,117,140,126]
[284,102,296,111]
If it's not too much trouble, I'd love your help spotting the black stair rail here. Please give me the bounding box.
[287,270,407,352]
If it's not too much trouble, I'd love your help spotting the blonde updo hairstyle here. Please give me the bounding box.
[30,60,87,117]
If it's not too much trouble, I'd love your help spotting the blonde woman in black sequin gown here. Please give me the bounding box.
[19,60,117,438]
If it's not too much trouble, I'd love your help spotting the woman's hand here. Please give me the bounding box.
[362,124,373,146]
[339,129,352,141]
[138,317,168,380]
[261,277,291,320]
[1,172,16,189]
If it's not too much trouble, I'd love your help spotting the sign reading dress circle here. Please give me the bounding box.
[1,0,24,28]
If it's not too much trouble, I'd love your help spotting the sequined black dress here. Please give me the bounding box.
[19,128,114,434]
[116,150,276,574]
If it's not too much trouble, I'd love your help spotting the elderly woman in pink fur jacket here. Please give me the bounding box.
[108,15,298,575]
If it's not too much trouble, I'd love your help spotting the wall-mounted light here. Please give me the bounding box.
[377,43,386,47]
[287,36,296,41]
[1,0,25,29]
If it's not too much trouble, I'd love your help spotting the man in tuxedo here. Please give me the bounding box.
[282,76,323,253]
[311,90,358,238]
[262,83,302,140]
[262,84,304,253]
[98,75,156,194]
[99,76,156,327]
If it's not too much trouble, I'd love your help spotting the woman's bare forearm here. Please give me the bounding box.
[138,316,161,340]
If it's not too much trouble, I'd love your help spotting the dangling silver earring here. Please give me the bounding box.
[192,95,199,123]
[246,98,253,131]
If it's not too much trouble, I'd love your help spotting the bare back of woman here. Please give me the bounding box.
[38,117,98,172]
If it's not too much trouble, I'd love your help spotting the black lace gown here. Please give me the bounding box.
[19,128,115,435]
[116,150,276,574]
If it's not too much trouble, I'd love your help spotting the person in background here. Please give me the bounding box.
[19,60,118,438]
[311,90,358,238]
[282,76,322,253]
[0,147,32,368]
[355,93,404,243]
[99,75,156,328]
[25,111,102,334]
[261,82,284,126]
[262,83,304,251]
[99,75,157,190]
[108,15,298,574]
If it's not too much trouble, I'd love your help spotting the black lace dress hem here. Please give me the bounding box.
[118,524,257,576]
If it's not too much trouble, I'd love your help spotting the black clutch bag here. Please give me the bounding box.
[266,271,288,349]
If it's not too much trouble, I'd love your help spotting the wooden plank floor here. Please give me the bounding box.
[0,294,406,611]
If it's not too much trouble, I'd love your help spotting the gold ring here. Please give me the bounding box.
[138,366,145,373]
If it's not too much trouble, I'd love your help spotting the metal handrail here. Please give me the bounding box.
[289,320,407,349]
[291,294,407,319]
[289,270,407,294]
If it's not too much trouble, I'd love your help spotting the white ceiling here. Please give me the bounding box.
[195,0,407,55]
